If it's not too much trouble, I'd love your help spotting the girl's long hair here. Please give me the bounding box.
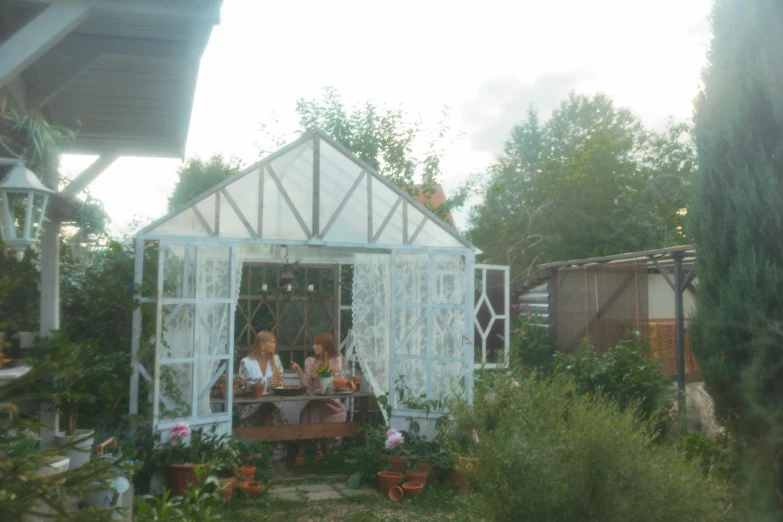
[314,332,339,363]
[250,331,280,381]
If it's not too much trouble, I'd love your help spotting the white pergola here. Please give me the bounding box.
[131,131,510,438]
[0,0,222,335]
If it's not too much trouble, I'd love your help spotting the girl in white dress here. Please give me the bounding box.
[237,331,286,460]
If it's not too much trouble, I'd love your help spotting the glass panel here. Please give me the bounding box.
[162,245,195,298]
[430,361,464,401]
[323,173,367,244]
[394,358,427,406]
[199,246,231,299]
[7,191,28,239]
[159,362,192,419]
[261,166,308,240]
[395,253,428,303]
[486,318,506,364]
[149,208,210,237]
[412,219,465,248]
[395,308,426,356]
[376,200,404,245]
[486,270,506,316]
[30,192,47,240]
[198,360,228,416]
[340,308,353,346]
[219,194,254,239]
[434,255,464,304]
[319,139,364,228]
[269,140,313,232]
[406,206,426,241]
[434,308,464,359]
[340,265,353,305]
[162,304,194,359]
[223,168,260,237]
[197,303,230,356]
[307,302,334,346]
[195,195,217,232]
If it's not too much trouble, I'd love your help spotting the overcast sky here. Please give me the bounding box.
[61,0,713,235]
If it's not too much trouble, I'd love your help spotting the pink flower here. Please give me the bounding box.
[510,379,519,389]
[170,422,190,441]
[471,428,480,444]
[386,429,397,437]
[385,431,404,450]
[511,304,520,311]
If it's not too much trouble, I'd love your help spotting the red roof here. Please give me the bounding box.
[403,184,455,227]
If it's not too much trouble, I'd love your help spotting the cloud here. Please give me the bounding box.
[461,73,586,153]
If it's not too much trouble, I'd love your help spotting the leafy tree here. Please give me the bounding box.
[296,87,472,224]
[690,0,783,514]
[469,93,695,279]
[168,155,242,211]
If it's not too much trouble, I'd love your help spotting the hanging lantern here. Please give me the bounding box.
[0,162,54,261]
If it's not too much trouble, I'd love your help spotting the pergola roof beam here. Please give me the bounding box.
[60,153,119,197]
[25,45,102,108]
[19,0,221,23]
[0,1,90,90]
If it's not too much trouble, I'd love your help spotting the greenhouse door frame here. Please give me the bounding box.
[130,239,237,438]
[389,249,475,418]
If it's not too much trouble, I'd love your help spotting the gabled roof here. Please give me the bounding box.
[137,130,474,250]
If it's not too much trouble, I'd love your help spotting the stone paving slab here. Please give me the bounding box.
[269,485,298,494]
[275,491,302,501]
[305,489,344,501]
[297,483,336,493]
[339,487,377,497]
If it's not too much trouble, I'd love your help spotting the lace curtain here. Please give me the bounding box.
[352,254,391,409]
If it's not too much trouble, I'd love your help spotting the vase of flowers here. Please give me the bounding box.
[314,360,335,393]
[384,429,410,471]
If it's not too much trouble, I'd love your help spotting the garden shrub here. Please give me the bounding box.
[450,371,731,522]
[509,304,558,374]
[555,332,673,422]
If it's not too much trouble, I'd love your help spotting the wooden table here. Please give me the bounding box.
[228,391,375,442]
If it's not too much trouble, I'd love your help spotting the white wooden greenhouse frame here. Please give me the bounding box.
[129,130,508,439]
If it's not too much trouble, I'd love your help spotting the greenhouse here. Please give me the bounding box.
[129,130,508,439]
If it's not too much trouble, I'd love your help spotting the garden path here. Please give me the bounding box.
[269,481,378,501]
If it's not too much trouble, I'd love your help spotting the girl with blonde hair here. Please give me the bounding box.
[237,331,286,460]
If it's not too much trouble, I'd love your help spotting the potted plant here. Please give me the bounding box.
[441,429,480,494]
[155,424,239,497]
[383,429,410,471]
[313,360,335,392]
[34,333,110,469]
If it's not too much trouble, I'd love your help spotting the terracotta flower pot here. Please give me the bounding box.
[405,470,429,487]
[402,481,424,498]
[449,457,479,494]
[240,480,264,499]
[219,477,236,502]
[414,461,434,473]
[388,485,404,502]
[165,464,197,497]
[237,465,256,482]
[387,455,409,471]
[377,471,403,492]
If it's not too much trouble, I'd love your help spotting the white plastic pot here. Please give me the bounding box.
[54,429,94,469]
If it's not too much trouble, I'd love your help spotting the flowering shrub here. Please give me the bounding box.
[383,429,409,456]
[170,422,191,442]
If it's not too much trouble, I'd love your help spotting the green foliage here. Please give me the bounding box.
[509,304,558,374]
[689,0,783,515]
[136,468,224,522]
[151,427,240,470]
[469,94,695,279]
[0,362,126,521]
[0,243,39,332]
[343,423,385,481]
[32,331,116,436]
[448,371,730,522]
[168,155,242,211]
[555,332,673,422]
[296,87,473,224]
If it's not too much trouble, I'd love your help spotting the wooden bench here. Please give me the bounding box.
[228,391,375,441]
